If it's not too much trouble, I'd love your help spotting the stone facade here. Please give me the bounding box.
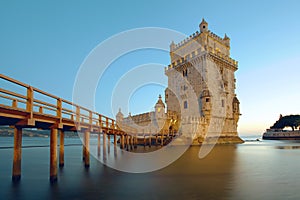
[117,19,243,144]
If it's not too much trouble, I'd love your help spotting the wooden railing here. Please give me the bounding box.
[0,74,121,133]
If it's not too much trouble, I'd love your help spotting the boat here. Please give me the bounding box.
[262,129,300,140]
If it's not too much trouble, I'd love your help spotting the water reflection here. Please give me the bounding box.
[2,138,300,199]
[87,145,237,199]
[275,145,300,149]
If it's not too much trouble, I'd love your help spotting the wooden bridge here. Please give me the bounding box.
[0,74,177,183]
[0,74,134,182]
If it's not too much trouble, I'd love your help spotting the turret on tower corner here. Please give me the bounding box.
[223,34,230,47]
[199,18,208,33]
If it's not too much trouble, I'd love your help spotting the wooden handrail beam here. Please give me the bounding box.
[0,74,29,88]
[0,88,27,100]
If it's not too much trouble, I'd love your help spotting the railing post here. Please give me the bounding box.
[76,106,80,123]
[26,86,34,125]
[99,115,102,128]
[39,106,43,113]
[89,111,93,125]
[26,86,33,113]
[12,99,18,108]
[112,120,115,134]
[57,98,62,129]
[106,118,109,130]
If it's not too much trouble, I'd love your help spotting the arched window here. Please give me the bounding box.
[183,69,188,77]
[184,101,188,109]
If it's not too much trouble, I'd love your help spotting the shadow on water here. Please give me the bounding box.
[3,138,300,199]
[2,138,238,200]
[49,145,238,200]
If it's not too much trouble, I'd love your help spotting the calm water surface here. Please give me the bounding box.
[0,136,300,200]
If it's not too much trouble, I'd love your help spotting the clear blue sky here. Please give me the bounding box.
[1,0,300,135]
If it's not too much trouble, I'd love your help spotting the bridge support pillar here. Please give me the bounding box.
[103,132,107,148]
[130,135,134,150]
[134,136,137,149]
[107,134,110,153]
[102,135,107,161]
[97,133,101,156]
[126,135,129,151]
[114,134,117,146]
[50,128,58,183]
[12,127,22,182]
[59,130,64,168]
[120,135,125,149]
[124,135,127,149]
[84,131,90,168]
[82,132,86,161]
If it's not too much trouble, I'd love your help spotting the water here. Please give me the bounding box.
[1,136,300,200]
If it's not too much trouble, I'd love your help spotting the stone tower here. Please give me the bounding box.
[165,19,243,144]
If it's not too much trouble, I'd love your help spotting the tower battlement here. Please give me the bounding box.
[166,46,238,72]
[170,19,232,64]
[171,30,230,52]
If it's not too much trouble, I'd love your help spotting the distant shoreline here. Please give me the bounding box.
[0,126,79,138]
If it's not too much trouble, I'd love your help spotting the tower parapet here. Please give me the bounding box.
[165,47,238,72]
[169,19,232,64]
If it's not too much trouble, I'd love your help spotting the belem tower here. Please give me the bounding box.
[116,19,243,144]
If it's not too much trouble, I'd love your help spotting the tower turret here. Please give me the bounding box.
[155,94,165,119]
[199,18,208,33]
[232,95,240,122]
[200,89,212,118]
[116,108,124,123]
[223,34,230,47]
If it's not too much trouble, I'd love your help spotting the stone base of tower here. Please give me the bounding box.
[192,135,244,145]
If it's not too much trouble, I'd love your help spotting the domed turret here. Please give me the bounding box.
[116,108,124,125]
[199,18,208,33]
[223,34,230,47]
[170,41,176,51]
[232,95,240,122]
[232,96,240,113]
[200,89,212,117]
[155,95,165,119]
[155,94,165,108]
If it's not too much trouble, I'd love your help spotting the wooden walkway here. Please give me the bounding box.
[0,74,177,182]
[0,74,128,182]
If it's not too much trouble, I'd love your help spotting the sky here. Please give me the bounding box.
[1,0,300,136]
